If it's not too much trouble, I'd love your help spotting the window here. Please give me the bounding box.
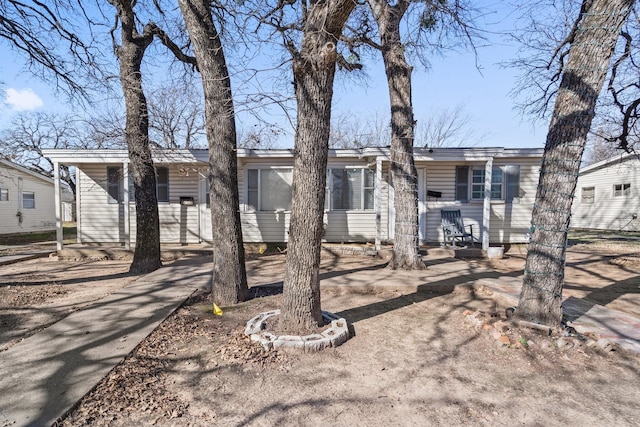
[156,167,169,202]
[455,165,520,202]
[581,187,595,204]
[329,168,374,210]
[22,192,35,209]
[246,168,293,211]
[107,167,120,204]
[108,166,169,203]
[455,166,469,202]
[614,183,631,197]
[0,188,8,202]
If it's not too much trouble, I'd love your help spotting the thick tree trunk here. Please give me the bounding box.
[111,1,162,275]
[178,0,248,305]
[281,0,356,332]
[517,0,633,327]
[374,1,424,270]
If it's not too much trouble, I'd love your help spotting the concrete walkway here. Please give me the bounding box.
[0,255,212,427]
[0,245,55,266]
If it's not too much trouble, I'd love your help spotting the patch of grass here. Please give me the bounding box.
[0,223,77,246]
[568,228,640,245]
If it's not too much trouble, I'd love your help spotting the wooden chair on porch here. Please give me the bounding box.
[441,209,474,247]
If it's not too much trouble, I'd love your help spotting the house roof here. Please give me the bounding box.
[0,158,55,185]
[42,147,545,164]
[579,152,639,175]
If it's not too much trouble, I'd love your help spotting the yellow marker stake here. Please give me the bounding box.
[213,303,223,316]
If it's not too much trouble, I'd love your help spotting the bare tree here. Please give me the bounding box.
[256,0,358,331]
[177,0,248,305]
[583,126,627,165]
[0,112,88,194]
[416,104,486,148]
[237,124,282,149]
[516,0,633,327]
[0,0,103,99]
[329,111,390,148]
[599,8,640,153]
[147,80,206,149]
[106,0,197,274]
[364,0,478,270]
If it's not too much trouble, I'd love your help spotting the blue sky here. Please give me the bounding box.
[0,2,550,150]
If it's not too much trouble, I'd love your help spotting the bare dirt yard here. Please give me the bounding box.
[2,240,640,426]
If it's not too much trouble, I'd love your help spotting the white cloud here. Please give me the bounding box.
[5,88,44,111]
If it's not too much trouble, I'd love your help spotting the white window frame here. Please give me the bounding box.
[156,167,169,203]
[107,166,120,204]
[245,167,293,212]
[614,183,631,197]
[456,165,519,202]
[108,166,169,203]
[327,167,375,211]
[581,186,595,204]
[22,191,35,209]
[0,188,8,202]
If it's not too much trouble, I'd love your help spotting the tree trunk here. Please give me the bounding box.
[382,13,424,271]
[178,0,248,305]
[111,1,162,275]
[517,0,633,327]
[369,0,424,270]
[281,0,356,332]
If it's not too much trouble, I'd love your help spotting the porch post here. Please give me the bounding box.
[482,158,493,251]
[375,156,382,251]
[75,167,81,243]
[123,162,131,250]
[53,162,63,250]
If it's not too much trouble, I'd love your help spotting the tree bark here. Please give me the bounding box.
[109,0,162,274]
[281,0,356,332]
[369,0,424,270]
[178,0,248,304]
[517,0,633,327]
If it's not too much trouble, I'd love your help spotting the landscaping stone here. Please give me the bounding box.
[244,310,349,352]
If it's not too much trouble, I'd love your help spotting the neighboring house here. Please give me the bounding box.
[42,147,544,250]
[572,153,639,232]
[0,158,56,235]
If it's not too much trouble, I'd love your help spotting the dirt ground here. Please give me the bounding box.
[2,241,640,426]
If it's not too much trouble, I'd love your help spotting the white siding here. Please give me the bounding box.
[421,161,483,244]
[489,158,540,243]
[572,157,640,231]
[77,165,125,243]
[78,163,202,244]
[237,157,382,243]
[70,149,542,245]
[0,163,56,234]
[420,158,540,245]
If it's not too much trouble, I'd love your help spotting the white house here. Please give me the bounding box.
[42,147,544,250]
[0,158,56,235]
[572,153,639,232]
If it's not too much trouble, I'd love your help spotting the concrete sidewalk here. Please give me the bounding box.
[0,255,212,427]
[0,246,55,266]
